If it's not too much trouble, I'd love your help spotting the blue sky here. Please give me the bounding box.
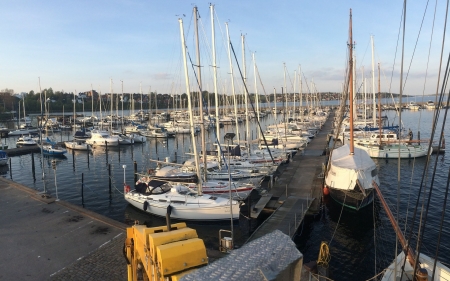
[0,1,447,96]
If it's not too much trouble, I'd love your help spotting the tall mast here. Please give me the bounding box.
[225,22,240,144]
[91,84,94,123]
[299,65,303,122]
[253,52,260,141]
[110,79,113,132]
[179,18,202,194]
[194,6,207,180]
[348,9,354,155]
[121,81,124,131]
[211,4,221,162]
[371,36,376,126]
[378,63,382,145]
[242,34,250,153]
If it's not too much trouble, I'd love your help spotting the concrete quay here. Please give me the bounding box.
[247,112,333,242]
[0,177,127,280]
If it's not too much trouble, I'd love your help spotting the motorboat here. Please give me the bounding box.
[16,135,37,146]
[64,140,91,151]
[85,130,119,147]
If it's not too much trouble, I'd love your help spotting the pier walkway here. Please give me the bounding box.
[247,112,334,242]
[0,177,127,280]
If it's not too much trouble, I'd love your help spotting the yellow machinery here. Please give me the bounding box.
[124,222,208,281]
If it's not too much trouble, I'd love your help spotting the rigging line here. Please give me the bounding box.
[229,40,275,163]
[373,189,377,276]
[419,0,439,131]
[186,50,231,170]
[386,2,404,96]
[430,23,450,279]
[411,10,450,280]
[401,0,431,94]
[329,188,347,247]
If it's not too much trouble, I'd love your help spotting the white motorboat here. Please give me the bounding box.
[64,140,91,151]
[127,133,146,143]
[9,129,30,136]
[85,130,119,147]
[16,136,37,146]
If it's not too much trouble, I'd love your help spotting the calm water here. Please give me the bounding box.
[3,108,449,280]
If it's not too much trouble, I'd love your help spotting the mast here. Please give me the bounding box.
[121,81,124,132]
[348,9,354,155]
[253,52,260,141]
[91,84,94,125]
[242,34,250,153]
[225,22,240,144]
[194,5,207,181]
[110,79,113,132]
[378,64,382,145]
[179,18,202,194]
[371,36,376,127]
[211,4,221,162]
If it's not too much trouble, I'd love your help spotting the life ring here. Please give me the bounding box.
[124,185,130,193]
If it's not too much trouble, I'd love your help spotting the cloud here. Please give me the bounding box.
[152,73,172,80]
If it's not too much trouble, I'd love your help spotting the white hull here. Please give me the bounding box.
[124,188,240,221]
[356,143,431,158]
[64,141,91,151]
[382,251,450,281]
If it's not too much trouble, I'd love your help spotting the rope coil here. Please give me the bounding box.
[317,241,331,268]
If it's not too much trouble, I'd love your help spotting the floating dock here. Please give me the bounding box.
[247,112,333,242]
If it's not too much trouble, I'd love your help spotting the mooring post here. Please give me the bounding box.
[31,152,36,181]
[9,158,12,179]
[134,161,137,188]
[105,140,108,152]
[72,148,75,169]
[174,151,177,163]
[108,164,112,195]
[81,173,84,205]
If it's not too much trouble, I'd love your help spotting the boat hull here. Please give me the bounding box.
[328,187,374,210]
[125,191,240,221]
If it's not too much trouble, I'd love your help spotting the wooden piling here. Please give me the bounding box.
[81,173,84,204]
[133,161,137,188]
[108,164,111,195]
[31,153,36,181]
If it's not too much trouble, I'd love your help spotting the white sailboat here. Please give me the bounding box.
[125,15,240,221]
[324,9,379,210]
[65,92,91,151]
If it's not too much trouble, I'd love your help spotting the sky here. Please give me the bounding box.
[0,1,448,97]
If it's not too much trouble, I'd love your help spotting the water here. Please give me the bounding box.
[3,108,449,280]
[296,109,450,280]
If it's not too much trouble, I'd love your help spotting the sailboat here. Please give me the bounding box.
[124,15,240,221]
[353,61,430,159]
[65,92,91,151]
[324,9,379,210]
